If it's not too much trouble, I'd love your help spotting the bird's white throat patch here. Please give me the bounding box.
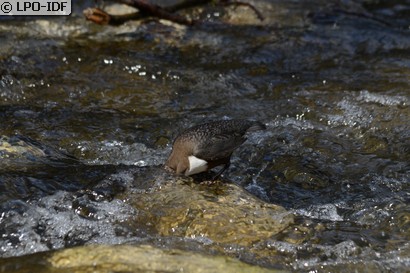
[185,156,208,176]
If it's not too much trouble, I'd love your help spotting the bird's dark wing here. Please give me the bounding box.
[194,133,246,161]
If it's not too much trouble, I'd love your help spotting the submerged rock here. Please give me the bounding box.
[0,135,46,160]
[0,244,286,273]
[0,135,78,170]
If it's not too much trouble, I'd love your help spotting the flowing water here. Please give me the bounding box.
[0,0,409,272]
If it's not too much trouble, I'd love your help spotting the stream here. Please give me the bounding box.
[0,0,409,272]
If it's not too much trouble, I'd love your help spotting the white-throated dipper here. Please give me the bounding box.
[165,119,266,179]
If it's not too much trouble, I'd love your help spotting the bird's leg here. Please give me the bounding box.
[211,162,230,181]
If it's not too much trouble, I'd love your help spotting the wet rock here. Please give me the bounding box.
[0,244,285,273]
[0,135,78,170]
[0,135,46,160]
[126,179,294,246]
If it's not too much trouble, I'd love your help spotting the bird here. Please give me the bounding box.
[165,119,266,179]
